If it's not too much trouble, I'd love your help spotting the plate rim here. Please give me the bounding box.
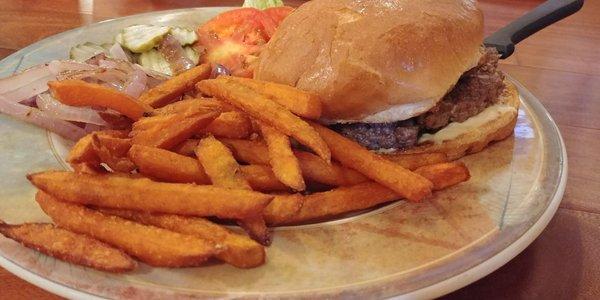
[0,8,568,299]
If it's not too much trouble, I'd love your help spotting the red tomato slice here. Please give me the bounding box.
[195,7,293,77]
[264,6,295,27]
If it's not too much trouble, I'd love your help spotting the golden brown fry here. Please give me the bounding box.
[264,163,472,225]
[71,162,106,174]
[195,136,252,190]
[67,130,128,166]
[219,138,270,165]
[293,150,368,186]
[310,122,433,202]
[0,220,136,272]
[262,193,304,225]
[197,79,331,162]
[259,123,305,191]
[195,136,270,244]
[128,144,210,184]
[414,162,471,190]
[128,145,287,192]
[91,134,135,173]
[67,134,97,165]
[264,182,398,225]
[150,97,222,116]
[28,171,272,220]
[131,111,219,150]
[240,165,289,192]
[36,192,218,267]
[220,138,367,186]
[173,139,200,157]
[139,64,212,108]
[202,111,253,139]
[219,138,363,185]
[48,80,149,120]
[218,76,322,119]
[132,114,178,131]
[383,152,449,170]
[237,216,271,246]
[96,209,265,268]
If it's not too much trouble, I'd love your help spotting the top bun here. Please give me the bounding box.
[255,0,484,122]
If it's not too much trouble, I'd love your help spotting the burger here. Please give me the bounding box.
[254,0,519,160]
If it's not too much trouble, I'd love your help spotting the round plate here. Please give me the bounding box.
[0,8,567,299]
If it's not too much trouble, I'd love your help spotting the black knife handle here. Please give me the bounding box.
[484,0,584,58]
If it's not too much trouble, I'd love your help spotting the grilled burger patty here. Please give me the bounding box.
[331,48,505,150]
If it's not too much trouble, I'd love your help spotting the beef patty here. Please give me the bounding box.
[331,48,505,150]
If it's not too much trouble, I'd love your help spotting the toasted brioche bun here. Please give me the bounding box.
[255,0,484,121]
[390,80,520,160]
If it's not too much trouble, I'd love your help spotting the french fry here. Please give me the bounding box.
[67,134,98,165]
[201,111,253,139]
[310,122,433,202]
[220,138,364,186]
[0,220,136,272]
[262,193,304,225]
[383,152,448,170]
[195,136,252,190]
[131,111,219,150]
[36,192,218,267]
[219,138,270,165]
[237,217,271,246]
[28,171,273,220]
[67,130,128,166]
[129,145,287,192]
[132,114,178,132]
[150,97,222,116]
[264,182,398,225]
[139,64,212,108]
[48,80,149,120]
[173,139,200,157]
[240,165,289,192]
[71,162,106,174]
[264,163,472,225]
[197,79,331,162]
[128,144,210,184]
[218,76,322,119]
[96,209,265,268]
[293,150,367,186]
[91,134,135,173]
[414,162,471,190]
[195,136,270,244]
[259,123,305,191]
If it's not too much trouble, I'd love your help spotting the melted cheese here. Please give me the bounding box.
[418,104,517,145]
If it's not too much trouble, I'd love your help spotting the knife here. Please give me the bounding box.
[484,0,584,59]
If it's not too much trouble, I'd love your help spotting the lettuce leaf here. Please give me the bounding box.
[242,0,284,10]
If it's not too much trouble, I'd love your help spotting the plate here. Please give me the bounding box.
[0,8,567,299]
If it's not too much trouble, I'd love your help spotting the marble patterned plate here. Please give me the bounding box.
[0,8,567,299]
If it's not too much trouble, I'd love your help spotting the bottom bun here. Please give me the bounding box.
[389,79,520,161]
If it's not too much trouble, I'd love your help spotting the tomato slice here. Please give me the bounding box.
[264,6,295,27]
[195,7,293,77]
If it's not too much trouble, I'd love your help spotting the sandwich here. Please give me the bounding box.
[254,0,519,160]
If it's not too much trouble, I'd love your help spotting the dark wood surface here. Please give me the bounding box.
[0,0,598,299]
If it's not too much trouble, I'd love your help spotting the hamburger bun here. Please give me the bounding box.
[255,0,484,122]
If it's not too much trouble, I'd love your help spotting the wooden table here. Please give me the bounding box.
[0,0,598,298]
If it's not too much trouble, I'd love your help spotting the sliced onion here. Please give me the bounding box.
[0,95,86,141]
[99,59,119,69]
[0,65,54,102]
[83,123,104,133]
[36,93,108,126]
[109,43,130,62]
[48,60,96,75]
[122,69,147,98]
[158,34,194,75]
